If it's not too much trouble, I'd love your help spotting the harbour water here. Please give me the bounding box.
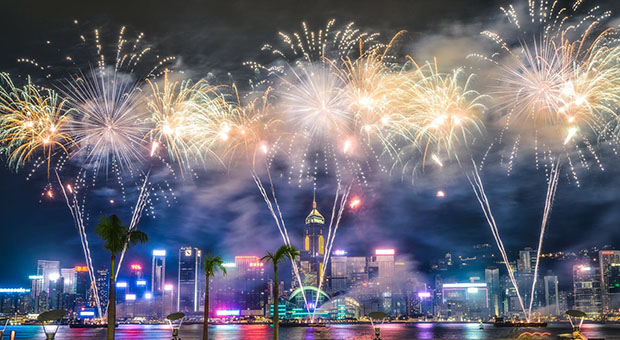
[5,322,620,339]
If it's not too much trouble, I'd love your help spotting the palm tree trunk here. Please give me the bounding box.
[107,254,116,340]
[273,264,279,340]
[203,276,209,340]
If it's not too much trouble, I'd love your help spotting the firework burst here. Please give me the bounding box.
[391,59,486,174]
[0,73,73,172]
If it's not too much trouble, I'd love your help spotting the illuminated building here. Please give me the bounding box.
[29,275,43,313]
[178,247,202,313]
[0,289,32,315]
[330,254,368,292]
[543,275,560,316]
[96,267,109,314]
[298,197,326,287]
[129,264,147,298]
[439,282,489,321]
[485,267,500,317]
[371,249,396,282]
[517,248,537,274]
[152,250,166,297]
[234,256,267,313]
[75,265,90,301]
[330,255,348,293]
[48,276,64,310]
[163,284,175,316]
[599,250,620,313]
[573,264,602,318]
[61,268,76,294]
[36,260,60,294]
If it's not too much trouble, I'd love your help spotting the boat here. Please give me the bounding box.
[279,321,327,327]
[493,317,547,328]
[69,321,118,328]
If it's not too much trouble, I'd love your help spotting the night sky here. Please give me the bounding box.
[0,0,619,287]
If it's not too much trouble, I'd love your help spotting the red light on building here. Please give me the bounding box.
[130,264,142,271]
[249,262,264,267]
[75,266,88,272]
[601,251,615,255]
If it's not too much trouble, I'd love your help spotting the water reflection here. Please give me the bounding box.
[3,323,620,340]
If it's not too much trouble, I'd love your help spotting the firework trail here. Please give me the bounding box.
[55,171,103,318]
[528,158,560,318]
[467,161,527,317]
[250,165,311,312]
[312,181,352,321]
[115,172,152,280]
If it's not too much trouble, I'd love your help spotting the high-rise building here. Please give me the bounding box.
[599,250,620,313]
[299,198,326,287]
[129,264,147,299]
[517,248,537,274]
[234,256,267,313]
[61,268,76,294]
[330,253,367,293]
[485,267,500,317]
[37,260,60,293]
[48,276,64,310]
[152,250,166,297]
[75,266,90,301]
[96,267,110,314]
[544,275,560,316]
[371,249,396,284]
[178,247,202,313]
[573,264,602,318]
[330,254,348,293]
[439,282,489,321]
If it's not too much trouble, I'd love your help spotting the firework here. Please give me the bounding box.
[63,69,148,171]
[145,72,235,171]
[0,74,73,172]
[390,59,486,174]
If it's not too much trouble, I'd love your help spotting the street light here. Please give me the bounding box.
[368,311,387,340]
[37,310,65,340]
[166,312,185,340]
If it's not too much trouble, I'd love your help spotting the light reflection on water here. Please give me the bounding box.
[4,323,620,339]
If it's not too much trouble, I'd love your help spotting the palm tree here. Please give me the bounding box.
[202,255,227,340]
[95,214,148,340]
[262,245,300,340]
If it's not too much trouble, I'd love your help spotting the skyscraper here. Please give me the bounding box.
[152,250,166,297]
[485,267,500,317]
[299,197,326,287]
[96,267,110,314]
[543,275,560,316]
[178,247,202,313]
[75,266,90,302]
[517,248,537,274]
[573,264,602,318]
[61,268,76,294]
[599,250,620,313]
[37,260,60,293]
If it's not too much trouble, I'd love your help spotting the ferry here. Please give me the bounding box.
[493,317,547,328]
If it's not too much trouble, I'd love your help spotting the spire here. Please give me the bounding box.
[312,187,317,209]
[306,190,325,225]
